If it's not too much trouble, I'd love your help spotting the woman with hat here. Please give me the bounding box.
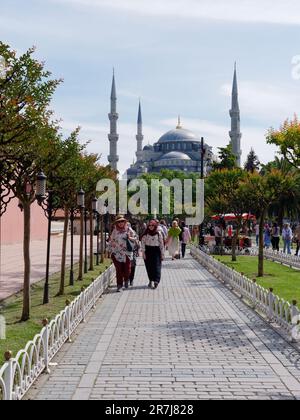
[141,219,165,289]
[108,215,136,292]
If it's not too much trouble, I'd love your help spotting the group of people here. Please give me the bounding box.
[107,216,191,292]
[261,222,300,255]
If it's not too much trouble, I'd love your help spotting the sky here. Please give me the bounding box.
[1,0,300,174]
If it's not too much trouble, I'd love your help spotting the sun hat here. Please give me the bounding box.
[113,215,127,224]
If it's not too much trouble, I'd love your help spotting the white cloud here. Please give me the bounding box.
[220,81,300,123]
[50,0,300,25]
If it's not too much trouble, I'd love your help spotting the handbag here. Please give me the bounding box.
[126,237,134,252]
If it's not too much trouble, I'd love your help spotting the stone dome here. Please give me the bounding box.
[158,127,200,144]
[160,151,191,160]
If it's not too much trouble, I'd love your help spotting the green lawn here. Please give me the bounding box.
[0,259,111,366]
[216,256,300,305]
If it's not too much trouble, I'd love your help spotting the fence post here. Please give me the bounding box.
[252,279,257,309]
[66,301,72,343]
[81,287,86,323]
[290,301,300,342]
[268,289,275,322]
[92,280,96,309]
[3,351,13,401]
[42,319,50,374]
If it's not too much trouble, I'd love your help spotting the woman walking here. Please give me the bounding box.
[180,222,191,258]
[271,223,280,252]
[108,215,136,292]
[141,220,165,289]
[282,223,293,255]
[168,221,182,260]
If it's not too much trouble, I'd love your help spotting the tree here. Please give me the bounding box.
[245,170,297,277]
[266,116,300,169]
[212,144,237,171]
[205,169,250,261]
[1,124,63,320]
[244,148,260,173]
[261,157,300,227]
[0,43,60,217]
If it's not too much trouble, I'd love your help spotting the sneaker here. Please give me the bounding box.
[117,287,122,293]
[130,281,134,286]
[148,281,154,289]
[125,282,129,289]
[154,282,159,289]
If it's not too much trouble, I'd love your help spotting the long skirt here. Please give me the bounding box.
[144,246,162,284]
[168,237,179,257]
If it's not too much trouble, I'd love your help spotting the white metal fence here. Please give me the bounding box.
[250,248,300,270]
[190,245,300,341]
[0,265,115,401]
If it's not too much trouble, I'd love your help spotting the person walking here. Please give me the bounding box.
[167,221,182,260]
[294,223,300,256]
[141,220,165,289]
[108,215,136,292]
[180,222,191,258]
[264,224,271,249]
[282,223,293,255]
[271,223,280,252]
[254,223,260,247]
[129,224,140,286]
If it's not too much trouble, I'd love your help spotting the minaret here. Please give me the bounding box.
[108,71,119,172]
[229,63,242,167]
[136,100,144,162]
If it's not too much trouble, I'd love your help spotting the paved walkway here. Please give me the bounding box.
[0,235,81,301]
[27,253,300,400]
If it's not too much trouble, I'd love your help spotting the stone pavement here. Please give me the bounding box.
[0,235,81,301]
[27,253,300,400]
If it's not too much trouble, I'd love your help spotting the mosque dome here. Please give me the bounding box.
[158,127,200,144]
[160,151,191,160]
[143,144,154,151]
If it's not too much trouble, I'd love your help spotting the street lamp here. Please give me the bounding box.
[69,190,84,286]
[199,138,205,247]
[35,171,56,305]
[92,197,100,266]
[77,188,85,281]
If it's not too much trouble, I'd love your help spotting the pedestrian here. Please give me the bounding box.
[294,223,300,256]
[214,224,222,247]
[271,223,280,252]
[282,223,293,255]
[108,215,136,292]
[264,224,271,249]
[159,219,168,243]
[129,224,140,286]
[167,221,182,260]
[180,222,191,258]
[141,219,165,289]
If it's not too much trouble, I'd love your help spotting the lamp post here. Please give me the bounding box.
[199,137,205,247]
[84,208,88,274]
[36,171,56,305]
[92,197,99,266]
[77,188,85,281]
[69,190,83,286]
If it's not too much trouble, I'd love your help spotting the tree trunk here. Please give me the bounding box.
[21,201,31,322]
[78,211,84,281]
[258,210,266,277]
[89,212,94,271]
[57,206,69,296]
[231,233,238,262]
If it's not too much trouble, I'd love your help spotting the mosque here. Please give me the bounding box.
[107,66,242,178]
